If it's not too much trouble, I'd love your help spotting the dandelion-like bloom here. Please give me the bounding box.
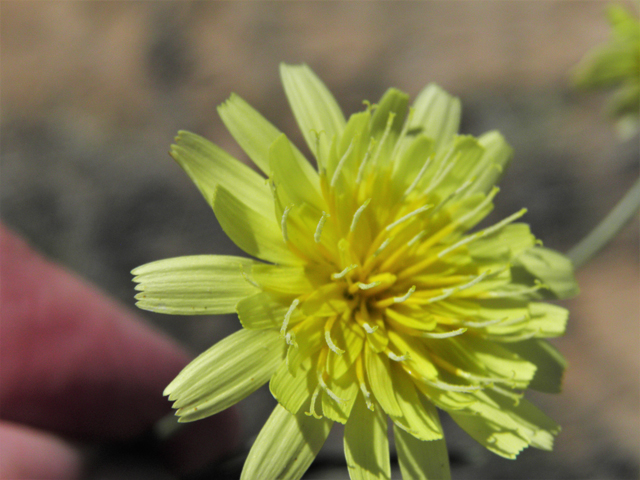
[574,4,640,135]
[133,64,579,479]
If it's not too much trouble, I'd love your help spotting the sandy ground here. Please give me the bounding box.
[2,2,638,479]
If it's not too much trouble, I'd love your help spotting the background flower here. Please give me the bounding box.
[573,4,640,137]
[2,2,638,478]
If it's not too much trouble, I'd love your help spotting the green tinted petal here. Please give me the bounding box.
[218,93,292,175]
[241,404,332,480]
[515,247,580,299]
[504,339,566,393]
[466,131,514,195]
[166,329,284,421]
[285,316,325,375]
[326,322,365,379]
[429,335,537,389]
[213,184,303,266]
[321,371,360,424]
[370,88,409,162]
[394,426,451,480]
[344,395,391,480]
[499,397,560,451]
[132,255,258,314]
[409,83,461,151]
[280,63,346,162]
[388,331,438,380]
[450,390,560,458]
[391,135,436,190]
[415,381,475,411]
[468,223,535,263]
[391,364,443,441]
[170,131,270,210]
[371,88,409,135]
[528,303,568,338]
[251,264,326,295]
[236,291,291,330]
[269,134,324,211]
[332,111,372,185]
[365,347,402,417]
[449,410,529,459]
[270,357,315,415]
[428,135,486,199]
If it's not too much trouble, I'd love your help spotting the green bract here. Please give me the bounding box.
[133,64,579,480]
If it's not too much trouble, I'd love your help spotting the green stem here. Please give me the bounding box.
[567,176,640,269]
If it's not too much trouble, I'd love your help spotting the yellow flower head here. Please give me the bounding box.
[133,64,579,479]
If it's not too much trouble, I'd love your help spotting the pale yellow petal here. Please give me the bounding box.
[213,184,303,265]
[132,255,258,314]
[344,395,391,480]
[394,426,451,480]
[166,329,284,422]
[241,404,332,480]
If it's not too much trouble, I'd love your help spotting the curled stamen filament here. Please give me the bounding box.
[280,298,299,336]
[241,268,260,287]
[356,137,377,184]
[281,205,294,243]
[419,327,467,339]
[332,264,357,280]
[423,378,484,392]
[357,281,381,290]
[371,285,416,309]
[437,208,527,259]
[394,285,416,303]
[331,140,354,188]
[317,348,344,403]
[386,347,410,362]
[350,198,371,232]
[491,384,523,405]
[483,281,547,298]
[385,204,432,232]
[403,153,434,198]
[314,211,330,243]
[356,356,374,410]
[306,384,323,419]
[324,315,345,355]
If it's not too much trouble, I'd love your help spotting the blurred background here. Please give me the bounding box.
[1,1,638,479]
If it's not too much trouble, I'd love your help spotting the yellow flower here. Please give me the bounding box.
[574,4,640,136]
[133,64,579,479]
